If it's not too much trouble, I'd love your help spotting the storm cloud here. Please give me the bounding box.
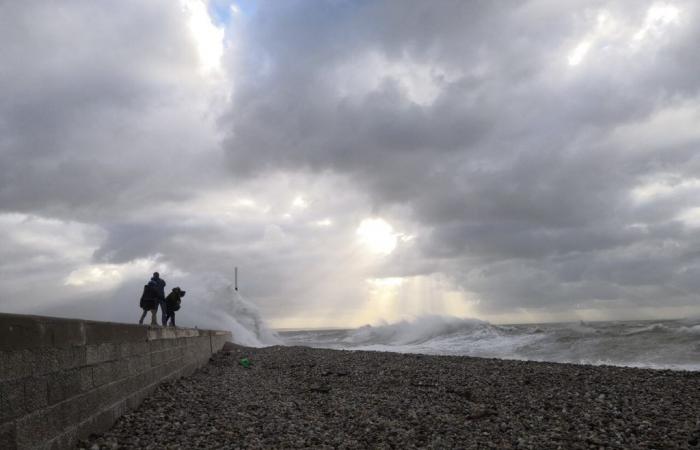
[2,0,700,328]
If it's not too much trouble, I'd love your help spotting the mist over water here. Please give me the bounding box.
[280,315,700,371]
[198,282,282,347]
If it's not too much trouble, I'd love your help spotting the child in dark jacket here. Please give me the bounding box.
[164,287,185,327]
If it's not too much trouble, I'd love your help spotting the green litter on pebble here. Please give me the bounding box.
[239,357,251,368]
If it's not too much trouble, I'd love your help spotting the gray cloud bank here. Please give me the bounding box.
[2,1,700,327]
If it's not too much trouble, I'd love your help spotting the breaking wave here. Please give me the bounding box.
[345,315,492,345]
[281,315,700,371]
[198,281,281,347]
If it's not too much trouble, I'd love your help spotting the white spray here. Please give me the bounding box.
[191,277,282,347]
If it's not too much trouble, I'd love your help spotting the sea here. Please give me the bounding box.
[278,315,700,372]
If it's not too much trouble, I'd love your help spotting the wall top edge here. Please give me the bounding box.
[0,312,231,350]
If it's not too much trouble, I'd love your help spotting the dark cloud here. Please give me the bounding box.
[221,0,700,317]
[2,1,700,326]
[0,0,214,218]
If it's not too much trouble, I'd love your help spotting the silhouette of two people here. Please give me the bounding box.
[139,272,183,327]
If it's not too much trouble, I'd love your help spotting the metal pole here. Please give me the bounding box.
[235,267,238,291]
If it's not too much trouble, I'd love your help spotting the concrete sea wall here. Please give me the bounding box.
[0,313,231,450]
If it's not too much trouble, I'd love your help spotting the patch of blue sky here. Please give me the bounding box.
[208,0,255,26]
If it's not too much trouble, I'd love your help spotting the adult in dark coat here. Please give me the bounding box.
[164,287,185,327]
[139,283,159,325]
[150,272,167,324]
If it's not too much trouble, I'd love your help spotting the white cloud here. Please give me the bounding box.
[568,40,592,66]
[182,0,225,75]
[64,257,178,289]
[566,4,682,67]
[631,176,700,203]
[3,0,700,328]
[676,207,700,228]
[634,3,680,41]
[312,218,333,227]
[334,51,462,106]
[292,195,308,209]
[0,214,99,259]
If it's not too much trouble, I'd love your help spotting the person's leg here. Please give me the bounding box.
[150,309,157,326]
[160,299,167,325]
[169,311,175,327]
[139,309,147,324]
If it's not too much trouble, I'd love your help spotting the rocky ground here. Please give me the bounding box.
[80,343,700,449]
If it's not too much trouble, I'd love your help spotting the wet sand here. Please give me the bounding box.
[81,343,700,449]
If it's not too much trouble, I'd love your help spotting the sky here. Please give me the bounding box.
[2,0,700,329]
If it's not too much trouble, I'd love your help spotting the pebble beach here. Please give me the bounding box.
[81,343,700,449]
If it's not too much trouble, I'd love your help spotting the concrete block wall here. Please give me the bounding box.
[0,313,231,450]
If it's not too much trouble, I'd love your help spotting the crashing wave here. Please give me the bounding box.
[344,315,495,345]
[198,280,282,347]
[281,316,700,371]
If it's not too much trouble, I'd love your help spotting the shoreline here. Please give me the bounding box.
[83,344,700,449]
[281,343,700,373]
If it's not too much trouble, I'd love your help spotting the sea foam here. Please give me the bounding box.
[281,315,700,371]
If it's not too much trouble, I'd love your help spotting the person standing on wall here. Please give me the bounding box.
[164,287,185,327]
[138,281,159,325]
[150,272,167,325]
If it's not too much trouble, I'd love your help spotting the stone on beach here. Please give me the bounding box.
[80,343,700,449]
